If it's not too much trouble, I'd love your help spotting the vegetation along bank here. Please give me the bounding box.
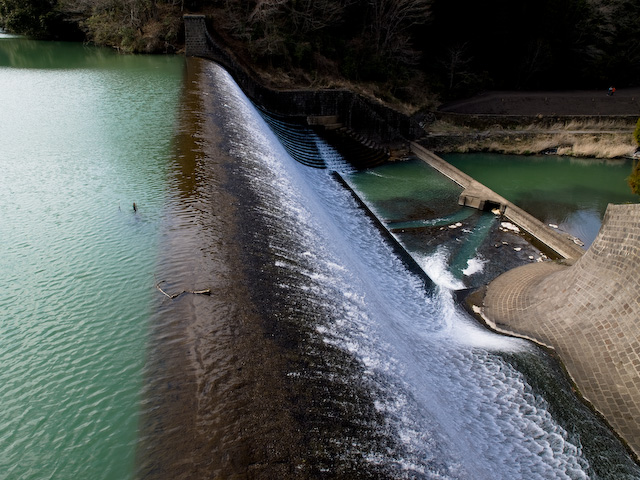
[3,0,639,190]
[2,0,640,108]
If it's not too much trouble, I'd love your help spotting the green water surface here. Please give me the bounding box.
[443,152,638,246]
[0,34,184,479]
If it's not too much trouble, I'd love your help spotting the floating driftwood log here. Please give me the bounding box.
[155,280,211,300]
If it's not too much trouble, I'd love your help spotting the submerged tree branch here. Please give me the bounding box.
[155,281,211,300]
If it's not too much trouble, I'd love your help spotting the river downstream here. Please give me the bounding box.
[2,35,639,479]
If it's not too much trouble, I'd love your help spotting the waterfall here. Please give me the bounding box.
[152,59,640,479]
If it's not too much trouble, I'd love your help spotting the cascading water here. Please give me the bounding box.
[144,59,640,479]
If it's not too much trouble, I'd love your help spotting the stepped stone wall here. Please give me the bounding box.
[183,15,421,144]
[484,203,640,457]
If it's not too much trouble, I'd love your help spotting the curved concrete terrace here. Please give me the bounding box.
[482,204,640,458]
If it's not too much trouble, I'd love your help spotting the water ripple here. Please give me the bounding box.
[0,40,183,479]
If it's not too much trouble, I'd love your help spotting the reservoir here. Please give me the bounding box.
[0,34,184,478]
[2,35,639,479]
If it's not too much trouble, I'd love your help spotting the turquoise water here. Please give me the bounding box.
[345,158,463,221]
[443,152,638,247]
[0,34,183,479]
[346,158,505,287]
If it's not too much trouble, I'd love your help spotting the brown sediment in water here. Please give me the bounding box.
[136,58,392,479]
[136,57,306,478]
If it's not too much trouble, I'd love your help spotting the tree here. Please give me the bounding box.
[367,0,430,64]
[627,118,640,196]
[0,0,61,38]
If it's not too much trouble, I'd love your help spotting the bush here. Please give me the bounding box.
[628,160,640,196]
[634,118,640,146]
[0,0,60,38]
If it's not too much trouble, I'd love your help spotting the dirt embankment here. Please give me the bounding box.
[422,89,640,158]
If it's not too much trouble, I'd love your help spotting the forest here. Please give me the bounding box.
[1,0,639,106]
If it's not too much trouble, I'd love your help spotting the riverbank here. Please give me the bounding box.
[422,90,640,159]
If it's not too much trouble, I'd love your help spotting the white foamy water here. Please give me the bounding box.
[462,255,486,277]
[314,136,356,174]
[417,247,465,290]
[199,62,638,479]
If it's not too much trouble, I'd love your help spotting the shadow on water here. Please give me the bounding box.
[137,58,398,479]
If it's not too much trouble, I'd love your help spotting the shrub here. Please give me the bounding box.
[628,160,640,196]
[628,118,640,196]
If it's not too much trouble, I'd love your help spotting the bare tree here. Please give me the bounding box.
[245,0,288,58]
[442,42,474,91]
[291,0,350,34]
[368,0,430,63]
[247,0,287,24]
[517,38,549,88]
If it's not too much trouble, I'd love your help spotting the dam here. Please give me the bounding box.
[140,54,640,478]
[4,30,640,479]
[176,15,640,477]
[483,203,640,457]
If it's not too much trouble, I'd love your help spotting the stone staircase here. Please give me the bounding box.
[258,109,389,171]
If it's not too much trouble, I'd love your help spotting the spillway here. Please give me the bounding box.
[139,59,640,479]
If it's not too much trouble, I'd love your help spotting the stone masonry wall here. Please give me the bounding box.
[484,203,640,456]
[184,15,209,58]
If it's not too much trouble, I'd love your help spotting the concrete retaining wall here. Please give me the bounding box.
[437,112,639,130]
[410,142,585,261]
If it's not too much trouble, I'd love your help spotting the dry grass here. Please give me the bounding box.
[432,118,635,134]
[429,118,637,158]
[538,118,635,132]
[455,133,636,158]
[558,135,636,158]
[428,119,474,133]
